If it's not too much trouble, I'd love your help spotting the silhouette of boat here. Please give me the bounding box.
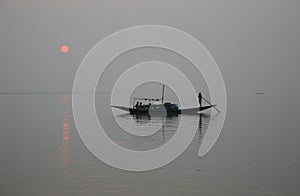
[111,85,217,116]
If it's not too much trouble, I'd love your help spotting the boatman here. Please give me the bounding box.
[198,92,202,109]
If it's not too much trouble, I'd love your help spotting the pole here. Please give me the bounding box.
[161,84,165,104]
[202,96,221,113]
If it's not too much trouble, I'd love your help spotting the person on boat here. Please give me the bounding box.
[135,102,140,108]
[198,92,202,109]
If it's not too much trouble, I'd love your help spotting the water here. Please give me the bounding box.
[0,93,299,195]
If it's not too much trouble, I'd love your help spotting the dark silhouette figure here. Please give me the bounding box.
[135,102,139,108]
[198,92,202,109]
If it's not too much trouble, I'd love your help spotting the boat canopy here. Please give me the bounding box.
[133,97,162,101]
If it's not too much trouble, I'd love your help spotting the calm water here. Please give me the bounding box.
[0,93,299,196]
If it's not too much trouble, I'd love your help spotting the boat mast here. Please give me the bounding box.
[161,84,165,104]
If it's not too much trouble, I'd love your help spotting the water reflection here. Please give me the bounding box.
[196,114,203,147]
[127,113,209,146]
[61,95,71,192]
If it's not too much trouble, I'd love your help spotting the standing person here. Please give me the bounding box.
[198,92,202,109]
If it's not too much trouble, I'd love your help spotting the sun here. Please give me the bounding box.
[60,45,69,53]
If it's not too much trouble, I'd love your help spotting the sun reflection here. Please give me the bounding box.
[61,95,71,190]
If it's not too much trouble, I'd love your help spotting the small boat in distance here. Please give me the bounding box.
[111,84,217,116]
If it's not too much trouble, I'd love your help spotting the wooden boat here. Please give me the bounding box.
[111,85,217,116]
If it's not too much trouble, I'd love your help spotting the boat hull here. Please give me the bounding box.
[129,108,179,116]
[129,105,214,116]
[112,104,216,116]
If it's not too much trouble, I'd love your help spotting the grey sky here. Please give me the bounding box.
[0,0,299,96]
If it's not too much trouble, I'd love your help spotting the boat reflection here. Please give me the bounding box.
[115,112,209,145]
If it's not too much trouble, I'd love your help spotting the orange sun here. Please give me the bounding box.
[60,45,69,53]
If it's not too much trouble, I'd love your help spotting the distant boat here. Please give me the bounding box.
[111,84,217,116]
[254,92,264,95]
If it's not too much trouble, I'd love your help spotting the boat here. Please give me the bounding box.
[111,85,217,116]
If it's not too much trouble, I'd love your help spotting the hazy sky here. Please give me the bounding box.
[0,0,299,97]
